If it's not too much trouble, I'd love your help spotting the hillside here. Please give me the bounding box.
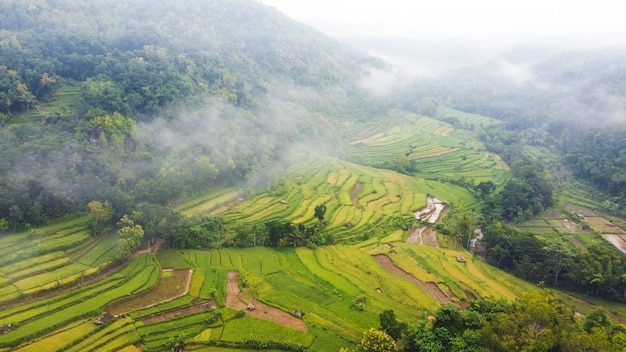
[0,0,386,229]
[2,0,626,351]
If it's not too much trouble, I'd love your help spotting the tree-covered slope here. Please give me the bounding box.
[0,0,383,229]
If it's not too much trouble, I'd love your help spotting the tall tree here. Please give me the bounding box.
[314,204,327,224]
[116,215,144,260]
[357,328,398,352]
[379,309,407,341]
[87,200,114,236]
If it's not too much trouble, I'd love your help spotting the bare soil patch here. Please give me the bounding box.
[226,271,308,331]
[351,182,363,210]
[140,301,217,325]
[110,268,193,315]
[373,255,454,304]
[135,238,164,256]
[587,217,626,234]
[422,228,440,248]
[407,227,425,244]
[603,235,626,254]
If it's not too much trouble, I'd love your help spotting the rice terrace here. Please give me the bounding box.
[3,106,625,351]
[3,0,626,351]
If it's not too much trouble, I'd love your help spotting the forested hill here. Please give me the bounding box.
[0,0,376,115]
[441,45,626,127]
[0,0,380,230]
[438,45,626,206]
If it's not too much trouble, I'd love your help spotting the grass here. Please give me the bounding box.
[220,314,314,346]
[12,319,96,352]
[157,249,190,269]
[65,317,134,352]
[109,269,190,314]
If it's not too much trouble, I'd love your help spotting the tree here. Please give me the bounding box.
[164,332,189,352]
[542,236,576,285]
[476,181,495,198]
[88,200,114,236]
[314,204,327,224]
[379,309,407,341]
[480,293,563,351]
[454,214,476,250]
[265,219,292,247]
[8,205,23,230]
[0,218,8,233]
[116,215,144,260]
[16,82,35,116]
[358,328,398,352]
[434,304,464,335]
[35,72,56,97]
[403,321,445,352]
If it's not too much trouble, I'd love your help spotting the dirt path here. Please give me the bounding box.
[135,238,164,257]
[374,255,454,304]
[570,296,626,325]
[351,182,363,210]
[226,271,308,331]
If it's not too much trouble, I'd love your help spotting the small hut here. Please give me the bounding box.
[292,309,304,318]
[1,324,11,334]
[94,312,114,325]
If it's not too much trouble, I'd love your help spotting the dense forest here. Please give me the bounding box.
[438,45,626,209]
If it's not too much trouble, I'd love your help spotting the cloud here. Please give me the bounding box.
[357,64,415,97]
[494,59,550,90]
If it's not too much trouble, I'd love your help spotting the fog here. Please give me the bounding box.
[259,0,626,39]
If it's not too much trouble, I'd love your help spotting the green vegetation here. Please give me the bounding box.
[1,0,626,350]
[346,113,509,184]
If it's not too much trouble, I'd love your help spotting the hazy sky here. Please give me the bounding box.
[258,0,626,38]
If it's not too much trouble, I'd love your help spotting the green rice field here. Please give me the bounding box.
[4,105,625,351]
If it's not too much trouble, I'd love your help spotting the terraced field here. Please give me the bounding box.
[347,113,509,184]
[218,157,478,243]
[0,227,544,352]
[0,217,120,304]
[123,245,540,351]
[0,254,157,349]
[9,105,609,350]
